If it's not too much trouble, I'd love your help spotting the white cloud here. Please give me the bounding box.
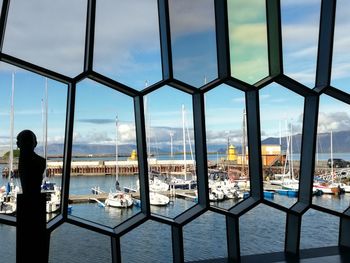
[318,112,350,133]
[3,0,87,76]
[168,0,215,39]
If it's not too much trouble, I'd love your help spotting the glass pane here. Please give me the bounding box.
[121,220,172,263]
[281,0,321,87]
[331,0,350,93]
[94,0,162,90]
[205,84,250,210]
[301,209,339,249]
[3,0,86,77]
[49,223,111,262]
[184,211,227,261]
[169,0,217,87]
[145,86,197,218]
[0,224,16,262]
[70,79,140,227]
[313,94,350,211]
[240,204,285,255]
[260,83,304,208]
[228,0,269,84]
[0,63,67,218]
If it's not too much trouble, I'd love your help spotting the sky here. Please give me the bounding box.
[0,0,350,156]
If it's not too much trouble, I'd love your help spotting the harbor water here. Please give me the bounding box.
[0,165,349,262]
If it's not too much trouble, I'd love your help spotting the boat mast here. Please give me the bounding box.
[44,78,48,161]
[330,130,333,183]
[282,120,289,178]
[182,104,187,180]
[241,108,246,175]
[41,78,48,177]
[290,121,294,180]
[9,72,15,176]
[115,115,119,188]
[169,131,174,159]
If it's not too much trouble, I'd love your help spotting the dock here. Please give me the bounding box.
[68,189,198,204]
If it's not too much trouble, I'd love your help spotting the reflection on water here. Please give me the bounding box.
[0,172,349,262]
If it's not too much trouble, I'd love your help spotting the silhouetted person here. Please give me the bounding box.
[17,129,46,197]
[16,130,48,263]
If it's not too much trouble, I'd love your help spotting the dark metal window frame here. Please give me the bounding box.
[0,0,349,262]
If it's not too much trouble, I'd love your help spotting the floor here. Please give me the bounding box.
[188,246,350,263]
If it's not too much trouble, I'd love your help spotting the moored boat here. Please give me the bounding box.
[105,192,133,208]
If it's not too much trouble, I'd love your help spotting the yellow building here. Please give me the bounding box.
[128,149,138,161]
[227,145,237,161]
[235,144,283,166]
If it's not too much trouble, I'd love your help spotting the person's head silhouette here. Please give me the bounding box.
[17,130,37,154]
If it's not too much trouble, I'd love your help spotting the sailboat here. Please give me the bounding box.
[0,184,17,214]
[149,191,170,206]
[104,116,133,208]
[144,95,170,194]
[134,179,170,206]
[0,72,19,215]
[313,131,345,195]
[270,122,298,188]
[168,104,197,190]
[40,78,61,214]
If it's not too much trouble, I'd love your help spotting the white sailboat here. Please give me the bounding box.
[313,130,344,195]
[135,179,170,206]
[168,104,196,189]
[144,95,170,193]
[149,174,170,192]
[149,192,170,206]
[40,78,61,214]
[0,73,19,215]
[271,122,298,188]
[105,115,133,208]
[0,181,17,215]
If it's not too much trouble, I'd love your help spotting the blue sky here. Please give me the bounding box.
[0,0,350,155]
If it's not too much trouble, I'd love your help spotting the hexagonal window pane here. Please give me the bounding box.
[331,0,350,93]
[94,0,162,90]
[184,211,227,261]
[314,94,350,211]
[281,0,321,88]
[49,223,111,262]
[3,0,86,77]
[121,220,172,262]
[0,224,15,262]
[301,209,339,249]
[144,86,197,218]
[260,83,304,208]
[169,0,218,87]
[0,63,67,219]
[228,0,269,84]
[240,204,285,255]
[71,79,140,227]
[205,84,250,210]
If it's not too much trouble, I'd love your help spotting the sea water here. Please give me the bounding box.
[0,165,348,262]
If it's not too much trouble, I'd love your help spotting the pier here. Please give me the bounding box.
[2,158,340,181]
[69,189,198,204]
[47,159,197,176]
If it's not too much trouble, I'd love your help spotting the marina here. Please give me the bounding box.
[0,163,349,262]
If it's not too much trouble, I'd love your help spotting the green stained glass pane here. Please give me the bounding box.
[228,0,269,84]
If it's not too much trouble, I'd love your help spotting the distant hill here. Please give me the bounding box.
[262,130,350,153]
